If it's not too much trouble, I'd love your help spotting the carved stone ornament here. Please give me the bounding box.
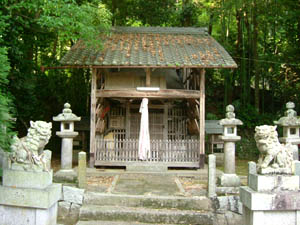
[274,101,300,126]
[219,104,243,126]
[255,125,294,174]
[53,103,81,122]
[9,121,52,172]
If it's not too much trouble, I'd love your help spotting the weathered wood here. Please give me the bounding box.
[95,138,200,166]
[125,101,131,139]
[96,89,200,99]
[146,68,151,87]
[163,104,168,140]
[94,161,200,168]
[199,68,206,169]
[89,68,97,167]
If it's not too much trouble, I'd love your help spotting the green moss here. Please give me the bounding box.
[217,159,250,176]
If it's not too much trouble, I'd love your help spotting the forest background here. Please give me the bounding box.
[0,0,299,159]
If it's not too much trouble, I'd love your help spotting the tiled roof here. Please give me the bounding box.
[60,27,237,68]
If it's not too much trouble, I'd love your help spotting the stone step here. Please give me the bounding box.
[79,205,214,224]
[76,220,177,225]
[84,192,211,210]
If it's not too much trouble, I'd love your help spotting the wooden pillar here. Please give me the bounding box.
[163,103,168,140]
[89,68,97,168]
[125,101,131,139]
[199,68,206,169]
[146,68,151,87]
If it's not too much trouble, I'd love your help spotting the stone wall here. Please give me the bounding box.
[58,185,84,225]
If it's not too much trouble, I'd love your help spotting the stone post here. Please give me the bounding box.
[78,152,87,189]
[274,102,300,160]
[247,161,257,185]
[208,154,216,198]
[53,103,81,170]
[218,105,243,187]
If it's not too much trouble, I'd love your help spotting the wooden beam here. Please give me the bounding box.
[89,68,97,168]
[146,68,151,87]
[199,68,206,169]
[96,89,200,99]
[42,64,238,71]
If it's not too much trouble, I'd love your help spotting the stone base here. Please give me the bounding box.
[3,169,53,189]
[126,163,168,172]
[0,181,61,225]
[0,202,58,225]
[0,183,61,208]
[218,173,240,187]
[240,173,300,225]
[243,206,300,225]
[248,174,299,191]
[259,167,293,174]
[54,169,77,183]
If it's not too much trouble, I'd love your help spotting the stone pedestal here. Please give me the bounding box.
[240,172,300,225]
[0,169,61,225]
[220,137,240,184]
[57,131,78,170]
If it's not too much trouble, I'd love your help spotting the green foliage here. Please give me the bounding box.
[0,10,15,151]
[232,100,274,129]
[39,0,111,48]
[0,47,15,152]
[236,135,259,160]
[206,113,219,120]
[1,0,111,135]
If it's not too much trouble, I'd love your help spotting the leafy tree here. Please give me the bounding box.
[1,0,111,134]
[0,11,15,151]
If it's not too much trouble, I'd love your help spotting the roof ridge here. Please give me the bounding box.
[112,26,208,35]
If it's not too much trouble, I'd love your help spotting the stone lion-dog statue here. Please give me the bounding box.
[9,121,52,172]
[254,125,293,174]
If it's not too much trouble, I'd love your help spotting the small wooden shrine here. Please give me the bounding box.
[60,27,237,168]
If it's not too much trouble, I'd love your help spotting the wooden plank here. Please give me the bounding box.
[94,161,200,168]
[146,68,151,87]
[199,68,206,169]
[96,89,200,99]
[89,68,97,168]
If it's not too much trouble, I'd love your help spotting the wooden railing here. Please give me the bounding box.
[95,139,200,162]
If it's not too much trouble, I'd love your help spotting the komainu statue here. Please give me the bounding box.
[255,125,293,174]
[9,121,52,172]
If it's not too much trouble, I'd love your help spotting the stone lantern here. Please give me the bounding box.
[53,103,81,170]
[274,101,300,160]
[218,105,243,187]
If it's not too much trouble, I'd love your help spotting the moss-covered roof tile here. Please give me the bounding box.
[60,26,237,68]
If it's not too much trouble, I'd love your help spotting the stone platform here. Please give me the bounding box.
[55,167,244,225]
[0,169,61,225]
[240,174,300,225]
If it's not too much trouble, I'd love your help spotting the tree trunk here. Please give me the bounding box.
[208,13,214,35]
[253,0,259,113]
